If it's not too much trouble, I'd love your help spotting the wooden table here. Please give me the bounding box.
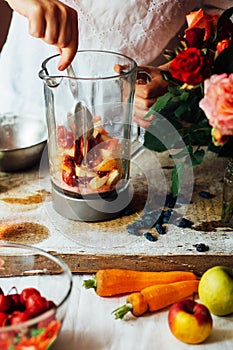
[0,146,232,349]
[0,146,232,275]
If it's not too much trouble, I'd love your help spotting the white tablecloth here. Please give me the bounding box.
[53,275,233,350]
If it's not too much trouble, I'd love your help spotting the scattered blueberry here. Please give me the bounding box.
[154,222,166,235]
[157,211,168,224]
[198,191,215,199]
[163,209,174,217]
[195,243,209,252]
[161,215,170,224]
[165,194,177,208]
[163,209,180,224]
[177,217,193,228]
[143,232,157,242]
[155,214,164,225]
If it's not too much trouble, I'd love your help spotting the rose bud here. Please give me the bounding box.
[211,128,229,146]
[185,28,205,48]
[217,39,230,54]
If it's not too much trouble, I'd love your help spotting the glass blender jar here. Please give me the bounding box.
[39,50,137,221]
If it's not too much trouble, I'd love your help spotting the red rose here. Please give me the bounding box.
[185,9,219,41]
[169,48,210,85]
[185,27,205,48]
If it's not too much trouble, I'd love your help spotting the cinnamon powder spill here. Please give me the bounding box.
[2,194,42,205]
[1,190,51,205]
[0,222,49,244]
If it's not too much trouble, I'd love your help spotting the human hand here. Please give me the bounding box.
[5,0,78,70]
[134,65,169,128]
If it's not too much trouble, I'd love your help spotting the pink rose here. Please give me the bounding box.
[199,73,233,136]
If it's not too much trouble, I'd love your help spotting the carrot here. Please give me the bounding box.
[83,269,198,297]
[113,279,199,319]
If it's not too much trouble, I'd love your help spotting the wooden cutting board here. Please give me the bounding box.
[0,147,232,276]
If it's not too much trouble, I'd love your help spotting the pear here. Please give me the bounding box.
[75,165,96,178]
[106,169,120,186]
[198,266,233,316]
[96,158,118,172]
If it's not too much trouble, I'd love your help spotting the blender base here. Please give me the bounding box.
[52,184,133,222]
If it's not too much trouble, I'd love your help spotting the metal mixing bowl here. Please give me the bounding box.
[0,113,47,172]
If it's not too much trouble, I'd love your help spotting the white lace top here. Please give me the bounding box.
[0,0,231,116]
[69,0,200,65]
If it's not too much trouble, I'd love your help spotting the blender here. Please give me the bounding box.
[39,50,137,221]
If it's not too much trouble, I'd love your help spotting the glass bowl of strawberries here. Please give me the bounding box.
[0,243,73,349]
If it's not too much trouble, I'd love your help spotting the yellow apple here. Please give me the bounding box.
[198,265,233,316]
[168,299,213,344]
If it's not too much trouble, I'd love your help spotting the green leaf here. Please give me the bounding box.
[171,146,193,160]
[31,327,45,336]
[214,46,233,74]
[174,103,191,118]
[190,148,205,166]
[178,90,190,102]
[170,162,185,197]
[167,85,183,95]
[163,49,177,61]
[144,130,167,152]
[217,7,233,31]
[144,113,186,152]
[178,117,211,146]
[144,84,186,119]
[151,93,173,112]
[212,7,233,42]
